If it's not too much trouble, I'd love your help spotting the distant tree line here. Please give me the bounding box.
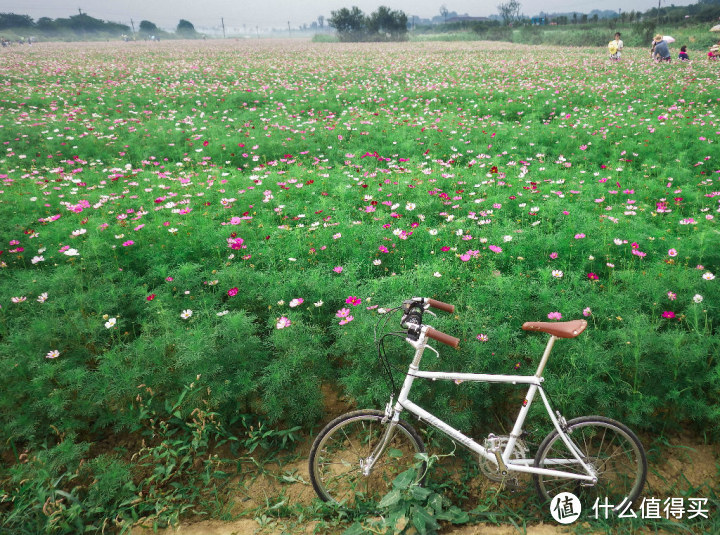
[0,12,201,39]
[328,5,408,42]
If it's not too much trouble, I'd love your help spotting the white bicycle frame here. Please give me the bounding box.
[367,324,598,484]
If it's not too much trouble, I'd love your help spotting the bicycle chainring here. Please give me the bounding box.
[479,435,529,482]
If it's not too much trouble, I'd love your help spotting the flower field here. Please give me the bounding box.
[1,39,719,530]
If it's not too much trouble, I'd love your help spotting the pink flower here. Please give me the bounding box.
[583,307,592,317]
[668,249,678,257]
[667,292,676,301]
[488,245,502,253]
[336,308,351,318]
[378,245,389,253]
[547,311,563,320]
[333,266,343,274]
[477,334,488,342]
[345,296,361,306]
[122,240,134,247]
[289,298,304,307]
[338,315,354,326]
[166,277,174,282]
[662,311,675,319]
[574,234,585,239]
[227,287,239,297]
[276,316,291,329]
[549,252,558,259]
[460,253,471,262]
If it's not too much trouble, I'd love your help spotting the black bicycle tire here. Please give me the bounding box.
[533,415,647,512]
[308,409,426,509]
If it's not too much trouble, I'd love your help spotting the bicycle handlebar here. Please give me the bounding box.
[426,327,460,348]
[427,298,455,314]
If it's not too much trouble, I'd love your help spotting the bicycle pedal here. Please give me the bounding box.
[503,478,521,492]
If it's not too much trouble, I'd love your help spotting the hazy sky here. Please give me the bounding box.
[7,0,693,30]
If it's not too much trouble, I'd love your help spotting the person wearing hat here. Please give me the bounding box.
[652,34,671,62]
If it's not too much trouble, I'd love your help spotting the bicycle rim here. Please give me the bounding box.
[534,416,647,511]
[308,410,425,509]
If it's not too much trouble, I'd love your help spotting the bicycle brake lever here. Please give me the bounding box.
[425,344,440,358]
[425,310,437,318]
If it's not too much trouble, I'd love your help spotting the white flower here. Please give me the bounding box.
[429,229,438,235]
[71,228,87,236]
[456,229,464,236]
[217,310,229,316]
[614,238,623,245]
[181,309,193,319]
[552,270,564,279]
[11,296,27,303]
[314,300,324,307]
[105,317,117,328]
[168,227,178,233]
[64,248,80,256]
[503,235,513,242]
[45,350,60,359]
[693,294,703,303]
[373,259,382,265]
[37,293,48,303]
[702,272,715,281]
[405,202,416,211]
[31,256,44,264]
[277,300,285,305]
[433,272,442,277]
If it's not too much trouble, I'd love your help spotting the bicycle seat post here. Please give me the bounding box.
[534,335,558,378]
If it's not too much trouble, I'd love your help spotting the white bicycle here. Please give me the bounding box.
[309,297,647,512]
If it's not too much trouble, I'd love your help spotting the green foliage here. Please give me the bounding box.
[0,381,236,533]
[344,454,469,535]
[329,5,408,42]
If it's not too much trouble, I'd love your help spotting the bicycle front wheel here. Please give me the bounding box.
[308,409,425,509]
[534,416,647,511]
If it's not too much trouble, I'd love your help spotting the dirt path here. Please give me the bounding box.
[131,428,718,535]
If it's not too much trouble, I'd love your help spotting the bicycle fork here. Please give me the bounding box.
[360,397,400,476]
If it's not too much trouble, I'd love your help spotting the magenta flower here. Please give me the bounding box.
[662,311,675,319]
[587,273,599,280]
[345,296,361,306]
[547,311,563,320]
[574,234,586,239]
[378,245,389,253]
[549,252,558,259]
[227,287,239,297]
[460,253,471,262]
[122,240,134,247]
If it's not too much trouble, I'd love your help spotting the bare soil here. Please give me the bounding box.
[132,389,719,535]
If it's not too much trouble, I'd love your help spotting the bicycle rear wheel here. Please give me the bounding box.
[308,409,425,509]
[534,416,647,512]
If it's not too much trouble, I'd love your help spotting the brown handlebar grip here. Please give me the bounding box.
[427,299,455,314]
[426,327,460,349]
